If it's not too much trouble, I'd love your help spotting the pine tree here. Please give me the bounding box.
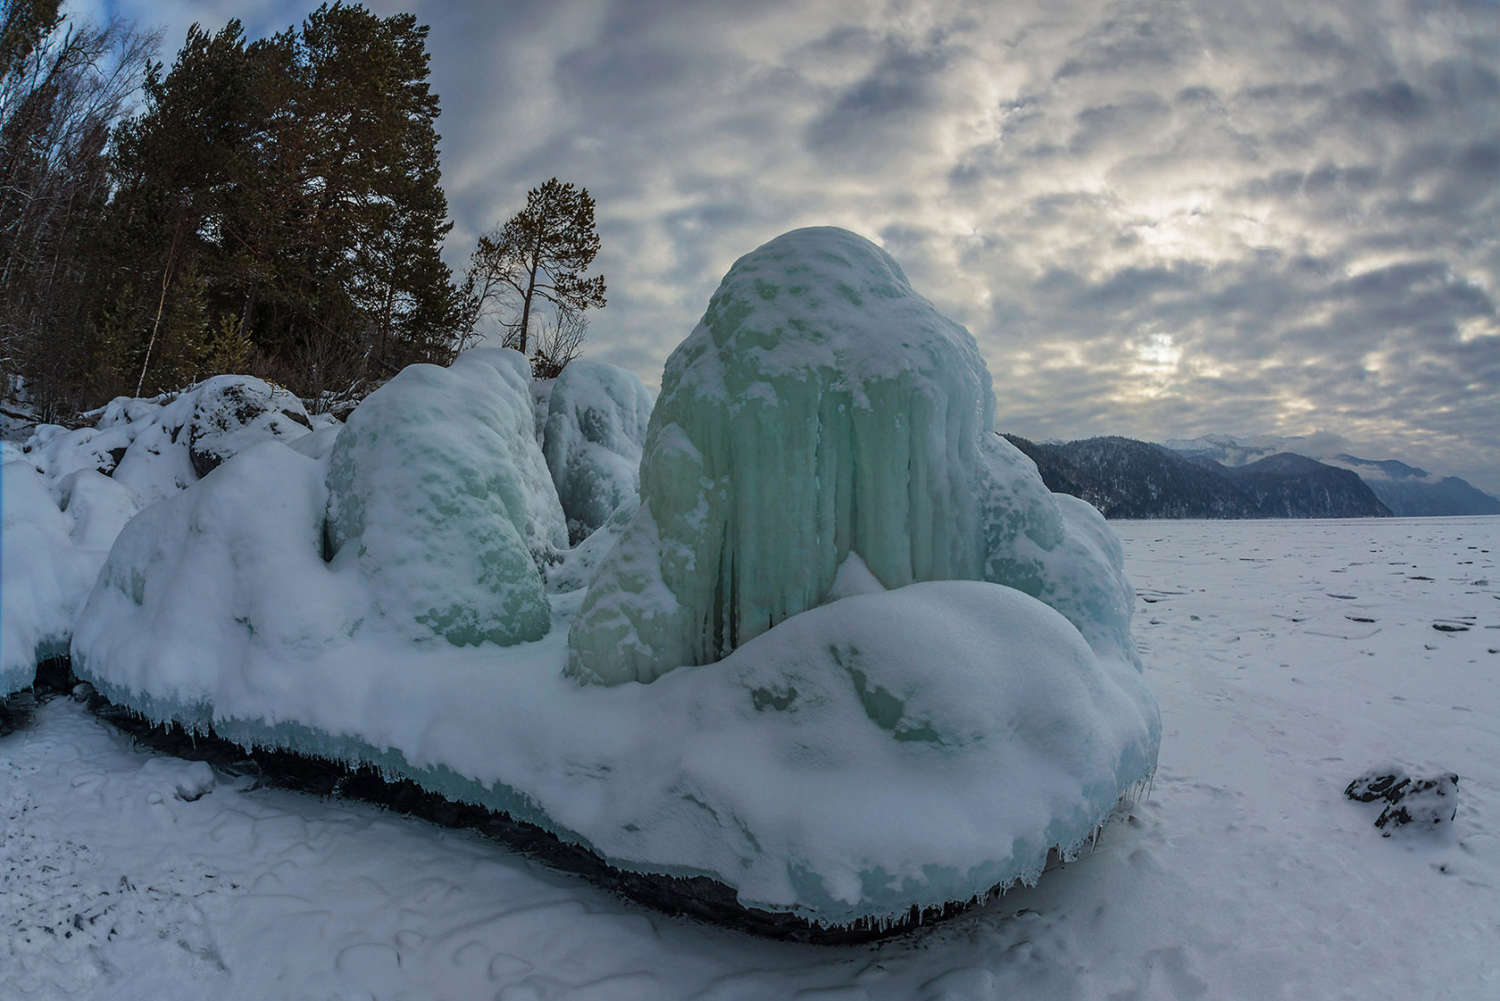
[462,177,606,357]
[102,4,460,400]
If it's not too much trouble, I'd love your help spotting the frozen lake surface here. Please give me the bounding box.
[4,517,1497,1000]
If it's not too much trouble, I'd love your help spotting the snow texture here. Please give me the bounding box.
[541,359,654,544]
[74,516,1157,924]
[324,348,566,647]
[2,461,138,693]
[566,226,1138,685]
[68,232,1158,924]
[10,517,1498,999]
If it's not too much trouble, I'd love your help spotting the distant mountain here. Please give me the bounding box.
[1219,453,1394,519]
[1159,435,1500,517]
[1003,435,1391,519]
[1326,455,1500,516]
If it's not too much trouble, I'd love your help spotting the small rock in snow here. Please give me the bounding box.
[1345,770,1459,835]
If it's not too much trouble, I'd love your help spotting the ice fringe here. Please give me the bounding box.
[72,574,1161,929]
[69,661,1157,939]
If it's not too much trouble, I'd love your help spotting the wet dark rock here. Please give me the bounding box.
[0,691,35,735]
[32,656,74,694]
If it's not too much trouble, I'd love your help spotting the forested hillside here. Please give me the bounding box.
[0,1,458,418]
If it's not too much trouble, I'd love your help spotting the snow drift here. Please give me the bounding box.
[69,229,1159,927]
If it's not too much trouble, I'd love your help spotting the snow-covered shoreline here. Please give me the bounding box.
[4,516,1495,999]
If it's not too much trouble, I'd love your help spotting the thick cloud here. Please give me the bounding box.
[82,0,1500,493]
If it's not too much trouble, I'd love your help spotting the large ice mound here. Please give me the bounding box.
[567,226,1137,685]
[540,359,653,544]
[325,349,567,647]
[70,234,1160,928]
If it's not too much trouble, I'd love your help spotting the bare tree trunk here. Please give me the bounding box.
[136,216,182,397]
[516,233,543,355]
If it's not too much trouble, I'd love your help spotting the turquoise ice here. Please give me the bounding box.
[567,226,1139,685]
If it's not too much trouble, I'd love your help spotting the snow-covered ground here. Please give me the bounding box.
[4,516,1495,1000]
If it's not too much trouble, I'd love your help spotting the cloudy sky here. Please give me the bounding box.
[89,0,1500,492]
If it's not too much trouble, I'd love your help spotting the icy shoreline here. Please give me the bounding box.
[4,517,1495,1000]
[7,674,1101,943]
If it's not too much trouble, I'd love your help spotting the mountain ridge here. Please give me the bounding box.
[1004,434,1400,519]
[1158,435,1500,517]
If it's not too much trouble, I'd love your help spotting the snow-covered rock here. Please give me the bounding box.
[20,375,314,506]
[325,348,566,647]
[183,376,311,477]
[541,359,653,544]
[2,461,138,693]
[566,226,1139,685]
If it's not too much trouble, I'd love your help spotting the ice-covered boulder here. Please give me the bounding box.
[541,359,654,544]
[2,461,138,693]
[72,350,572,708]
[325,349,567,647]
[567,226,1136,685]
